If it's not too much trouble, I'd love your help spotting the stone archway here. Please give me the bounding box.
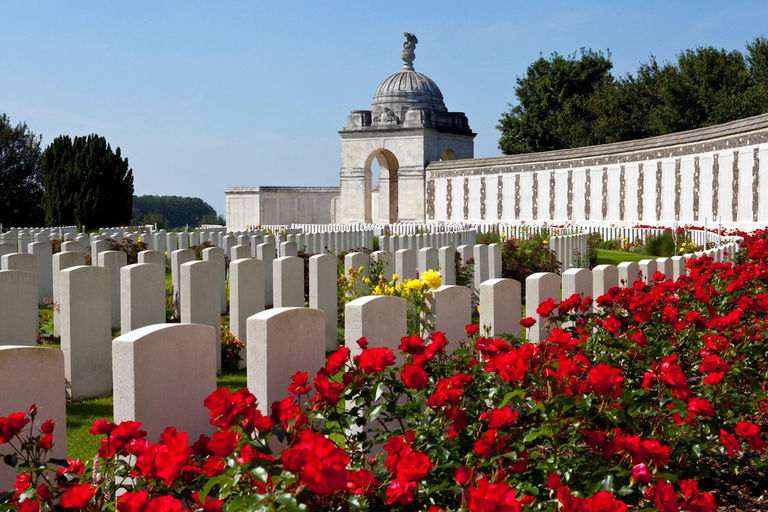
[365,149,399,224]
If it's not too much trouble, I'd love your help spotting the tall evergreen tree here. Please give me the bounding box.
[41,134,133,228]
[0,114,44,226]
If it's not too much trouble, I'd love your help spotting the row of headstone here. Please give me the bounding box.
[378,231,476,253]
[549,233,590,271]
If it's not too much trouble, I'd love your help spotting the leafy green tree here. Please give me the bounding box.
[497,49,614,154]
[0,114,44,226]
[131,195,218,228]
[650,46,758,134]
[498,37,768,154]
[41,134,134,228]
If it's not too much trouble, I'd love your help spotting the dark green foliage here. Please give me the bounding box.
[498,38,768,154]
[641,232,676,257]
[500,236,561,290]
[455,250,473,287]
[131,195,219,229]
[498,49,614,154]
[41,134,134,227]
[0,114,44,226]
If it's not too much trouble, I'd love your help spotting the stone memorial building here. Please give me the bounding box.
[226,34,768,231]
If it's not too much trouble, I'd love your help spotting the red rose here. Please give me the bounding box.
[631,463,652,484]
[400,363,429,390]
[653,480,679,512]
[357,347,396,373]
[536,298,557,317]
[587,490,628,512]
[144,496,182,512]
[584,363,623,397]
[0,412,30,443]
[399,335,426,355]
[117,491,151,512]
[547,473,561,490]
[385,479,417,505]
[396,450,433,482]
[313,370,345,406]
[287,371,311,396]
[735,420,760,438]
[40,420,55,435]
[467,478,522,512]
[483,406,519,429]
[206,430,240,458]
[455,466,472,486]
[356,337,368,349]
[325,346,350,374]
[720,429,743,457]
[59,483,96,509]
[520,317,536,328]
[465,324,479,336]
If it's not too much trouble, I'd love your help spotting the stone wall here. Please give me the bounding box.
[225,186,340,231]
[426,114,768,229]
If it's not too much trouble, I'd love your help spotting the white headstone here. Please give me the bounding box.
[121,263,165,333]
[113,323,217,441]
[180,261,222,371]
[98,251,128,329]
[61,265,112,399]
[479,278,521,338]
[310,254,338,351]
[0,270,38,346]
[247,307,326,413]
[0,347,66,491]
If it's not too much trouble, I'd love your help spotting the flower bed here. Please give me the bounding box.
[3,230,768,511]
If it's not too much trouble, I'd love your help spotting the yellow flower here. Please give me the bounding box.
[420,269,441,290]
[392,273,400,282]
[138,236,142,243]
[405,279,424,292]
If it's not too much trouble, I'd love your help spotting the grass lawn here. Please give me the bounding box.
[66,370,247,461]
[594,248,652,266]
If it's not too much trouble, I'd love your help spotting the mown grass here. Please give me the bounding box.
[66,370,248,461]
[594,248,649,266]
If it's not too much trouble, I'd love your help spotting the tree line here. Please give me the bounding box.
[497,36,768,154]
[131,195,223,229]
[0,115,221,229]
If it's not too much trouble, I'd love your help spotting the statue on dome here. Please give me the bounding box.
[402,32,417,71]
[403,32,418,50]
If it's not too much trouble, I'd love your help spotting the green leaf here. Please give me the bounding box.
[601,475,614,491]
[369,404,383,421]
[500,389,525,407]
[692,444,702,457]
[373,382,385,402]
[523,430,541,443]
[274,493,299,510]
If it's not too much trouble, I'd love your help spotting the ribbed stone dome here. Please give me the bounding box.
[371,70,449,124]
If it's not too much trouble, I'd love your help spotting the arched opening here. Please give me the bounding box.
[440,149,457,161]
[364,149,399,224]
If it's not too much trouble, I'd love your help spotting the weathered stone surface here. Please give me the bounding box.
[113,324,217,441]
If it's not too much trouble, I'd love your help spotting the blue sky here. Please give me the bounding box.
[2,1,767,217]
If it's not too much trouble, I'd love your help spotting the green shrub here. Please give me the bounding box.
[501,235,561,289]
[642,231,676,256]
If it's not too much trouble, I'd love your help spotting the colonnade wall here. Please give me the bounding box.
[426,114,768,229]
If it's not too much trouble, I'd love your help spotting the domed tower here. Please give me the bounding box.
[339,33,475,223]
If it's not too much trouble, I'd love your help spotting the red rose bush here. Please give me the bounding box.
[3,230,768,510]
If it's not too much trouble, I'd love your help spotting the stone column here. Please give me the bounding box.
[479,278,521,338]
[98,250,128,329]
[121,263,165,333]
[310,254,338,351]
[0,270,37,346]
[28,241,53,304]
[180,261,222,372]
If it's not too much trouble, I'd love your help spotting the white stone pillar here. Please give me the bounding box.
[256,243,275,308]
[273,256,304,308]
[617,261,639,288]
[231,245,251,261]
[230,258,265,363]
[526,272,561,343]
[121,263,165,333]
[592,264,618,297]
[418,247,439,275]
[180,260,222,372]
[98,250,127,329]
[310,254,338,352]
[0,346,66,491]
[427,285,472,352]
[638,259,657,285]
[61,265,112,399]
[345,296,407,363]
[396,249,417,281]
[0,270,37,346]
[473,244,489,295]
[438,246,457,286]
[28,242,53,304]
[479,278,521,338]
[113,324,216,441]
[171,249,196,307]
[247,308,326,413]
